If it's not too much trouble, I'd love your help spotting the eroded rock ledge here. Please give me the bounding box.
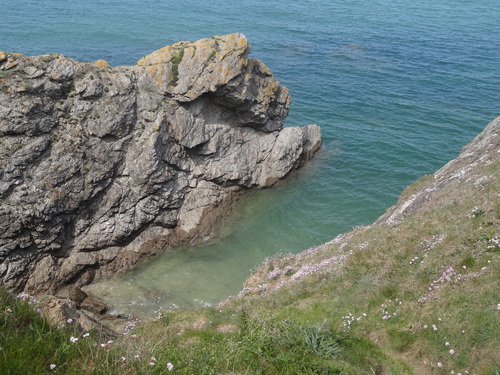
[0,33,322,296]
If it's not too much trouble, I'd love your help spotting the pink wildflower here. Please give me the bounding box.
[167,363,174,371]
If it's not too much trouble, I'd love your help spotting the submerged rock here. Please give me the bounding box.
[0,33,321,295]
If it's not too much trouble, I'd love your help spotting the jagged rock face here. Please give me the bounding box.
[0,33,322,295]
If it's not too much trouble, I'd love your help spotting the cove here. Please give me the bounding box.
[84,155,341,318]
[2,0,499,314]
[85,130,420,318]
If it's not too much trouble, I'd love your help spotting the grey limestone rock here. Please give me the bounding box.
[0,33,321,295]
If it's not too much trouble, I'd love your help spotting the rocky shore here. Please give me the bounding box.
[0,33,321,302]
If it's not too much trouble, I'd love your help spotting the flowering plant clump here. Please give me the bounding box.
[15,292,41,312]
[289,253,351,283]
[267,265,295,280]
[428,266,456,291]
[467,206,485,218]
[4,292,43,315]
[267,267,283,280]
[487,235,499,251]
[341,312,366,330]
[357,241,370,250]
[380,299,402,321]
[125,319,140,331]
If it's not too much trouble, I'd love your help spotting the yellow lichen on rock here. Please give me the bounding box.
[137,45,175,66]
[136,33,251,102]
[93,59,110,68]
[0,51,7,62]
[144,64,170,88]
[3,57,18,70]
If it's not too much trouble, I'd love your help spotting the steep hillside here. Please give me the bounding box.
[228,116,499,374]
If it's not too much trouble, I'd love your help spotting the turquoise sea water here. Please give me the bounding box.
[3,0,499,316]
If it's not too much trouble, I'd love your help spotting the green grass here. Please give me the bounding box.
[131,307,412,375]
[0,289,411,374]
[169,47,185,87]
[0,290,90,374]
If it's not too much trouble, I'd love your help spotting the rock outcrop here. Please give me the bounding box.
[0,33,322,295]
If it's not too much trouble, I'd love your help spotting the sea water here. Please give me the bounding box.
[3,0,499,317]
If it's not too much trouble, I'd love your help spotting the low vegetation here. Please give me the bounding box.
[1,158,498,373]
[170,47,185,87]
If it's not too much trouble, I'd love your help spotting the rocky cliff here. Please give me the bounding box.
[0,33,321,295]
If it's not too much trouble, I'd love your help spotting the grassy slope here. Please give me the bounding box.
[1,120,498,374]
[235,162,499,374]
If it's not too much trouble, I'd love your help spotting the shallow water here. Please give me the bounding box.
[3,0,499,317]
